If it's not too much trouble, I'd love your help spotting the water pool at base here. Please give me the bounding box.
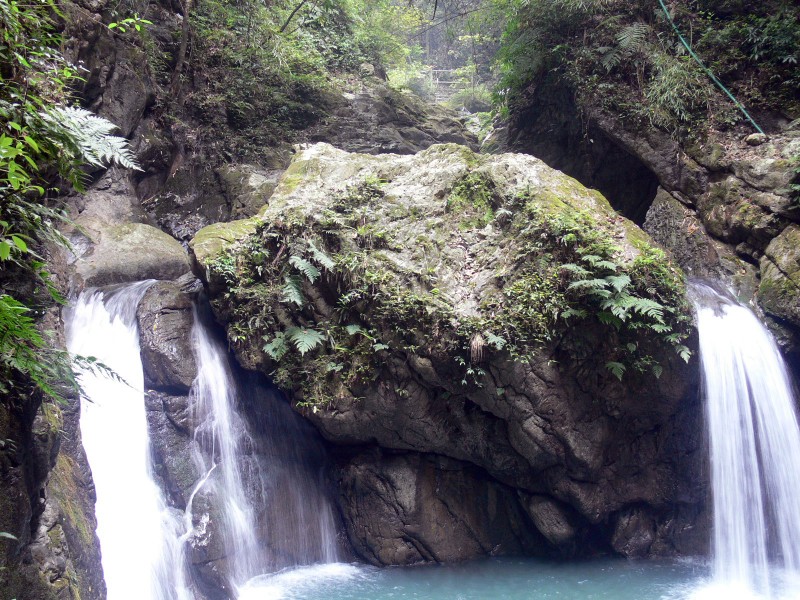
[236,557,799,600]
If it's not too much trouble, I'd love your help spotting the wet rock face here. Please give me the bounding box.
[137,278,201,393]
[335,450,543,565]
[302,82,479,155]
[193,142,706,565]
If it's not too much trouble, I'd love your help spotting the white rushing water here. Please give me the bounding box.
[66,283,191,600]
[189,307,264,584]
[692,282,800,599]
[67,283,340,599]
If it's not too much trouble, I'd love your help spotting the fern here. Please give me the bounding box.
[628,297,665,321]
[308,241,335,270]
[601,21,652,72]
[606,361,626,381]
[597,311,623,329]
[606,274,631,293]
[286,327,324,356]
[561,263,590,277]
[485,332,507,350]
[263,332,288,360]
[617,22,650,51]
[282,275,305,306]
[560,307,587,320]
[289,255,320,283]
[568,278,610,291]
[40,106,140,172]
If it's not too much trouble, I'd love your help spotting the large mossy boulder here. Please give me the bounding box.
[191,142,704,564]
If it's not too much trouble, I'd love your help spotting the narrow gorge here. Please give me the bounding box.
[1,0,799,599]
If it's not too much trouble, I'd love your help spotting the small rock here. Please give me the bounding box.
[359,63,376,78]
[745,133,767,146]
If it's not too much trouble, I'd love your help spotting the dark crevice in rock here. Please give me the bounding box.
[498,77,660,225]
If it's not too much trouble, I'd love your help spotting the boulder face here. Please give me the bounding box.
[192,142,706,564]
[497,78,800,369]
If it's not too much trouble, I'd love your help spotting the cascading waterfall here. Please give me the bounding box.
[189,300,340,588]
[189,306,265,584]
[691,282,800,598]
[67,283,340,599]
[65,282,191,600]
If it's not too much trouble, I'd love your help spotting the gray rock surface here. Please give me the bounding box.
[137,278,200,393]
[193,142,706,564]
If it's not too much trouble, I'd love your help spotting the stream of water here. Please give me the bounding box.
[65,280,800,599]
[66,282,191,600]
[691,282,800,600]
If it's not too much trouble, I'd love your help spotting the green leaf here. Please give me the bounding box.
[289,255,320,283]
[0,531,18,540]
[606,274,631,293]
[10,235,27,253]
[308,241,335,270]
[0,241,11,260]
[485,332,507,350]
[651,364,663,379]
[286,327,325,356]
[560,307,587,320]
[678,345,692,363]
[262,333,288,360]
[345,324,365,335]
[606,361,626,381]
[282,275,305,306]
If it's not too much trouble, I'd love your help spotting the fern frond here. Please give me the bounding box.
[605,361,626,381]
[286,327,324,356]
[485,332,507,350]
[677,345,692,363]
[307,241,335,270]
[282,275,305,306]
[597,311,623,329]
[561,263,590,277]
[617,22,650,51]
[345,324,365,335]
[262,332,288,360]
[41,106,140,171]
[560,307,587,320]
[629,297,665,321]
[289,255,321,283]
[568,278,609,291]
[606,274,631,292]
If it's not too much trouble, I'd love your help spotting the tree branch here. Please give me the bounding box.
[280,0,309,33]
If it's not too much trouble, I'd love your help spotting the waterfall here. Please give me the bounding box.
[691,282,800,598]
[65,282,191,600]
[189,301,340,588]
[66,282,340,599]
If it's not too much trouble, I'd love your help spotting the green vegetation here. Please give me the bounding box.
[495,0,800,135]
[0,0,137,405]
[207,161,691,407]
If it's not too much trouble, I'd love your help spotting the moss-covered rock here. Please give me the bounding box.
[74,222,191,287]
[193,142,703,564]
[759,225,800,326]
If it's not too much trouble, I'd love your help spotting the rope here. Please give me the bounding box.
[656,0,765,135]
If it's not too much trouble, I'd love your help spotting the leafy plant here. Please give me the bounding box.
[0,0,140,406]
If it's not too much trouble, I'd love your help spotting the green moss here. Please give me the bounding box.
[50,454,93,548]
[446,172,498,230]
